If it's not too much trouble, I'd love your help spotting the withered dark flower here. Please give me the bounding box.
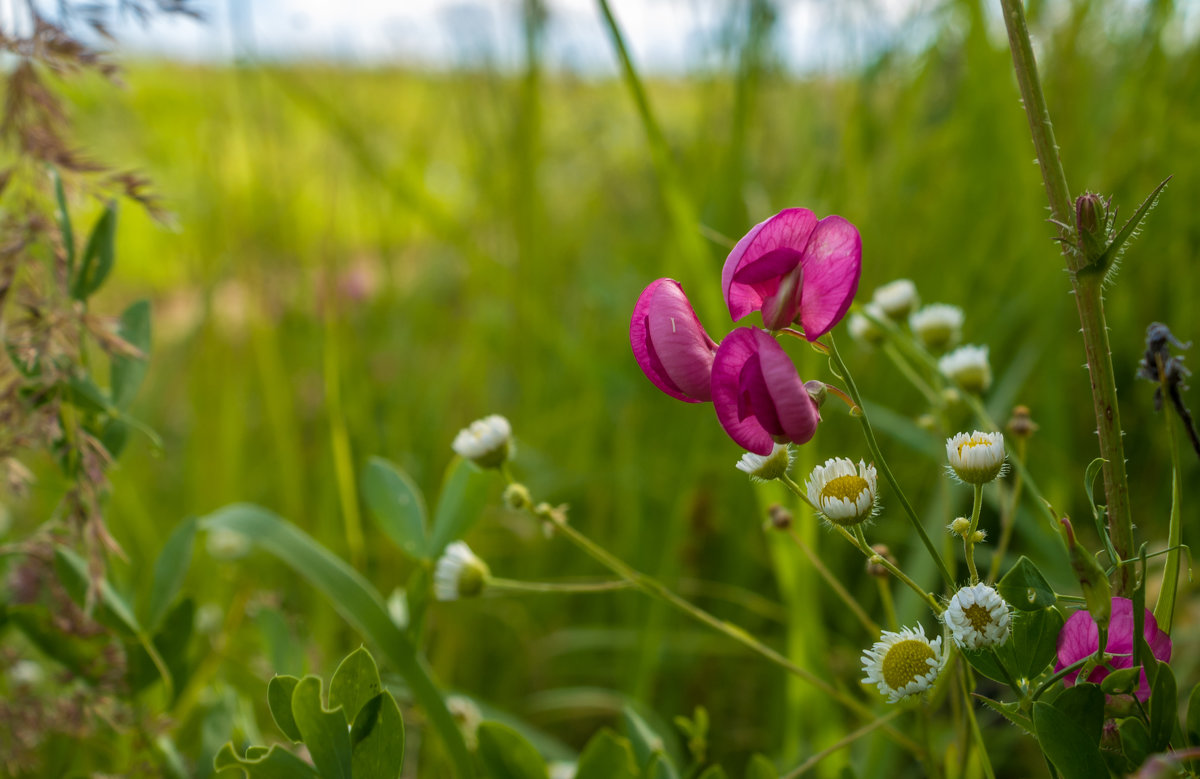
[1137,322,1200,460]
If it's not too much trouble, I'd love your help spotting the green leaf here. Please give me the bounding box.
[128,597,193,696]
[1149,661,1178,752]
[329,646,383,725]
[1100,666,1142,696]
[64,374,114,416]
[213,743,319,778]
[350,692,406,779]
[1095,176,1171,273]
[428,458,491,557]
[623,705,667,770]
[1010,606,1064,679]
[575,729,638,779]
[71,201,118,300]
[1186,683,1200,747]
[996,556,1057,611]
[53,546,141,636]
[7,603,114,681]
[291,675,353,779]
[198,504,473,777]
[52,168,74,274]
[1032,694,1108,779]
[1083,458,1106,521]
[476,722,549,779]
[975,696,1034,736]
[645,753,678,779]
[745,753,778,779]
[111,299,151,409]
[100,418,129,459]
[267,676,302,742]
[145,517,197,632]
[362,457,429,559]
[697,767,730,779]
[1119,718,1150,770]
[961,648,1011,686]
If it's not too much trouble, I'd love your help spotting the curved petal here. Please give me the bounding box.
[722,209,817,322]
[1056,609,1099,683]
[1105,597,1135,654]
[1145,611,1173,663]
[631,279,717,403]
[797,215,862,340]
[712,328,775,454]
[751,328,819,444]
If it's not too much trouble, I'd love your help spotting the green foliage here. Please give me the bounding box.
[71,201,118,301]
[216,646,403,779]
[476,722,549,779]
[996,556,1056,611]
[361,457,429,559]
[1032,684,1107,779]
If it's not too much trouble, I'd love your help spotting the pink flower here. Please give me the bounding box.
[721,208,862,339]
[630,278,719,403]
[711,327,820,455]
[1055,597,1172,701]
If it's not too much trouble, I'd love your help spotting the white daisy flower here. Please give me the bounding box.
[848,303,887,346]
[946,431,1006,484]
[861,625,946,703]
[872,279,919,321]
[938,345,992,393]
[805,458,878,526]
[433,541,491,601]
[736,443,794,481]
[909,304,964,352]
[452,414,513,468]
[943,583,1012,650]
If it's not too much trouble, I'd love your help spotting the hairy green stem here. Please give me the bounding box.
[964,484,984,584]
[998,0,1133,593]
[826,336,955,589]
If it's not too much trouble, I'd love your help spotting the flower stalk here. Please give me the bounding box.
[964,485,984,584]
[998,0,1133,593]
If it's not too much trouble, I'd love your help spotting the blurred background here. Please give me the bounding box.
[7,0,1200,775]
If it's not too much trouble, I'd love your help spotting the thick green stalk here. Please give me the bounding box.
[998,0,1133,593]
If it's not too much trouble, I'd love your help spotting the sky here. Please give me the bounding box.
[101,0,932,73]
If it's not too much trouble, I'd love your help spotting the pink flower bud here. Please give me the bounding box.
[711,327,820,454]
[630,279,719,403]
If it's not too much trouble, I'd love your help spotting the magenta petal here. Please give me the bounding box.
[751,328,819,444]
[1056,609,1099,682]
[631,279,717,403]
[712,329,775,454]
[722,209,817,321]
[797,215,862,340]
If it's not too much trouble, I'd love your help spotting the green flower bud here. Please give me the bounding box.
[1075,193,1108,263]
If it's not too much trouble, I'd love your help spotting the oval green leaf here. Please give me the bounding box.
[362,457,429,559]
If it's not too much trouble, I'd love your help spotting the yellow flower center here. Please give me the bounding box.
[963,603,993,632]
[881,640,936,690]
[821,474,869,503]
[957,436,991,456]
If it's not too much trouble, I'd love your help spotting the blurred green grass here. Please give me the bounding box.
[20,0,1200,774]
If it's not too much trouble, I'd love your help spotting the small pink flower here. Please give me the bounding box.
[630,278,719,403]
[711,327,820,455]
[721,208,862,339]
[1055,597,1172,701]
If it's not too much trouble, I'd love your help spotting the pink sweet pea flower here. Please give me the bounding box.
[711,327,820,455]
[630,278,719,403]
[721,208,862,339]
[1055,597,1172,701]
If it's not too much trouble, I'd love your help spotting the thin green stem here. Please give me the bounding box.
[487,577,634,595]
[534,504,920,753]
[785,527,879,635]
[988,438,1026,583]
[998,0,1133,594]
[964,484,984,584]
[960,666,997,779]
[781,710,904,778]
[828,522,943,615]
[876,577,899,631]
[826,336,954,589]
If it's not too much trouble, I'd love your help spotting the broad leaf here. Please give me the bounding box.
[1120,718,1150,770]
[291,675,352,779]
[54,546,141,637]
[1010,606,1064,679]
[350,692,406,779]
[574,729,638,779]
[1032,694,1108,779]
[145,517,197,632]
[71,201,118,300]
[111,299,151,409]
[267,676,302,742]
[645,753,679,779]
[362,457,429,559]
[213,743,319,778]
[428,458,491,557]
[329,646,383,725]
[996,556,1056,611]
[476,721,548,779]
